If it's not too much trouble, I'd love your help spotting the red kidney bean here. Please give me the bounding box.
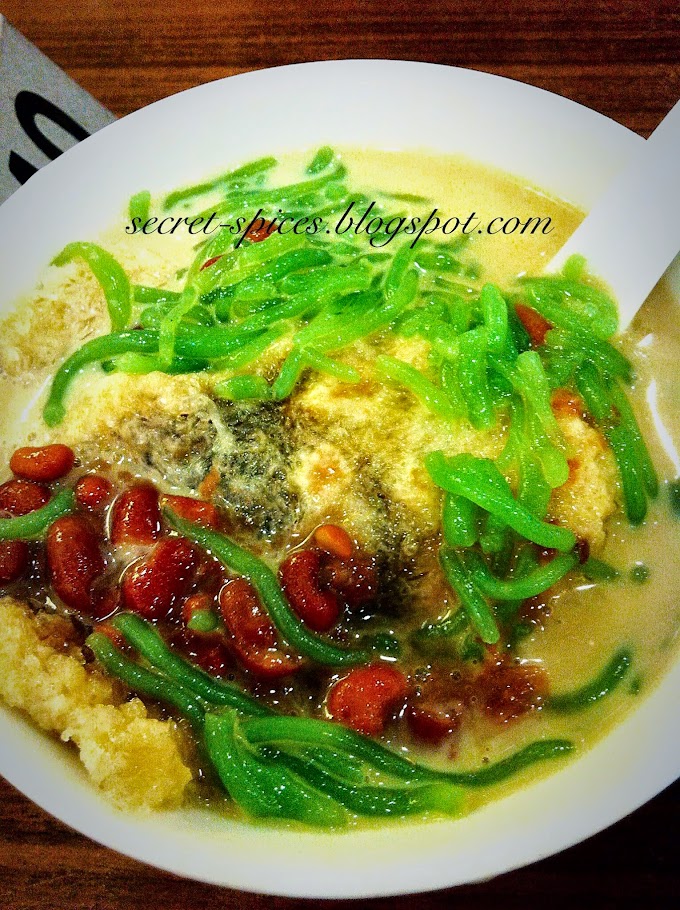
[75,475,113,512]
[46,515,106,613]
[219,578,300,679]
[110,484,161,545]
[10,444,75,482]
[320,553,378,606]
[182,592,216,626]
[476,656,548,724]
[121,537,199,620]
[406,700,463,746]
[326,664,410,736]
[0,479,53,585]
[280,549,340,632]
[94,621,125,648]
[0,541,29,583]
[162,494,220,530]
[514,303,552,348]
[200,255,223,271]
[0,479,50,516]
[90,585,122,622]
[313,524,353,560]
[245,219,277,243]
[171,627,233,677]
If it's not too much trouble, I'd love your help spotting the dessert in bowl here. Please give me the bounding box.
[0,60,678,897]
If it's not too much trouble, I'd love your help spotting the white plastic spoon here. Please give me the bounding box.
[548,98,680,332]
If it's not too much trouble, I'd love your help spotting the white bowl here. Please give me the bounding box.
[0,60,678,898]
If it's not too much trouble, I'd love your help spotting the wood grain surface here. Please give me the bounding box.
[1,1,679,907]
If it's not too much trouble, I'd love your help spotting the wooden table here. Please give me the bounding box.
[1,1,679,906]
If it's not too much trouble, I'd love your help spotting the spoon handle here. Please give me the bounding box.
[548,99,680,332]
